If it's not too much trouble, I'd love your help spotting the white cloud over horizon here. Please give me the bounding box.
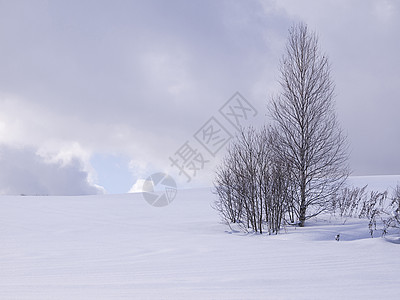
[0,0,399,194]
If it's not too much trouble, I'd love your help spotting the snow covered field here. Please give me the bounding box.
[1,176,399,299]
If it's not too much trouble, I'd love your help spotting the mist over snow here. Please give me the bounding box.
[0,0,399,194]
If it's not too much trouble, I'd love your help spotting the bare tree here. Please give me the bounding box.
[270,23,349,227]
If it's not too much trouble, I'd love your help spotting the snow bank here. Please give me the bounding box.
[0,177,399,299]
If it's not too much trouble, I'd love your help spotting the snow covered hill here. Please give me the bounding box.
[1,176,399,299]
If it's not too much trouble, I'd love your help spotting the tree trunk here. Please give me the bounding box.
[299,202,306,227]
[299,173,307,227]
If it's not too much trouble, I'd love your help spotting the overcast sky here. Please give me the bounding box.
[0,0,399,195]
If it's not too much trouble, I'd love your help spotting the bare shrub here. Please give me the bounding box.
[373,184,400,237]
[331,185,368,217]
[331,184,400,238]
[213,126,291,234]
[388,184,400,229]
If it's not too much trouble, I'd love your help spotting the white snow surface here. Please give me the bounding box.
[1,176,400,299]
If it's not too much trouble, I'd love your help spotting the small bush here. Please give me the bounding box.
[332,184,400,237]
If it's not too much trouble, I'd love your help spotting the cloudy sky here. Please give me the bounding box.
[0,0,399,195]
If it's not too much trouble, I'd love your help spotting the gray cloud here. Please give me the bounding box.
[0,145,103,195]
[0,0,399,194]
[281,0,400,175]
